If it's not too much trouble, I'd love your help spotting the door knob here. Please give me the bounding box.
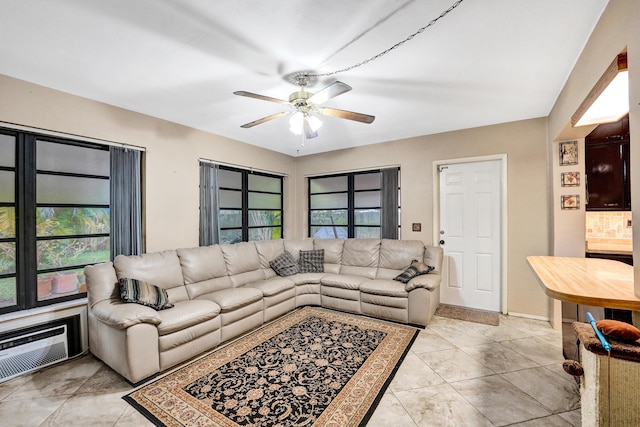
[439,240,445,245]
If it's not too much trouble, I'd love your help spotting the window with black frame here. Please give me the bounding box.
[0,130,113,314]
[0,133,17,311]
[308,168,400,239]
[215,166,283,244]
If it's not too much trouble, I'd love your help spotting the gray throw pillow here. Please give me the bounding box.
[270,251,300,276]
[393,259,434,284]
[299,249,324,273]
[119,278,174,310]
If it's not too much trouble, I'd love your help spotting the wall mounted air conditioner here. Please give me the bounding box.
[0,324,69,383]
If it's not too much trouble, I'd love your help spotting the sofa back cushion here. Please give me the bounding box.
[85,261,120,308]
[284,239,315,261]
[339,239,380,279]
[254,239,286,279]
[221,242,265,286]
[177,245,232,299]
[377,239,425,279]
[113,250,189,302]
[424,245,444,274]
[313,238,344,274]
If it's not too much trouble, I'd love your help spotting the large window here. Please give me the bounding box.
[201,163,283,245]
[309,168,400,239]
[0,133,17,312]
[0,130,112,314]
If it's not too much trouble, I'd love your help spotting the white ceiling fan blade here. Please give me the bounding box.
[233,91,290,105]
[240,111,291,128]
[317,107,375,124]
[308,81,352,105]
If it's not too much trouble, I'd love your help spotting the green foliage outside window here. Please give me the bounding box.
[0,206,110,307]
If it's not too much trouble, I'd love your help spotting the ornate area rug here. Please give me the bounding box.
[124,307,418,426]
[435,304,500,326]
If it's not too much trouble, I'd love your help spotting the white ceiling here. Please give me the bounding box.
[0,0,607,157]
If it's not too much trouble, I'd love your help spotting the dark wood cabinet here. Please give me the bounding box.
[585,115,630,211]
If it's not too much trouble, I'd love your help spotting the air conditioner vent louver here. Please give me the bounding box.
[0,325,68,383]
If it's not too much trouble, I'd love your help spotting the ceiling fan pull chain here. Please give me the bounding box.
[308,0,464,78]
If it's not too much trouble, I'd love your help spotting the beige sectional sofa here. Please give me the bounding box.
[85,238,443,383]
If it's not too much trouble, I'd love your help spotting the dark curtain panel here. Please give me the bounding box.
[110,146,143,258]
[380,167,399,239]
[199,161,219,245]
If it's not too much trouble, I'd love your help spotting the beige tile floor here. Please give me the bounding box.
[0,314,580,427]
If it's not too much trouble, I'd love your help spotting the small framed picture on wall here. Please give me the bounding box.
[559,140,578,166]
[561,195,580,209]
[561,172,580,187]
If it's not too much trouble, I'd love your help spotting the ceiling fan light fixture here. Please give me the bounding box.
[307,115,323,132]
[289,112,304,135]
[289,112,322,137]
[235,79,373,139]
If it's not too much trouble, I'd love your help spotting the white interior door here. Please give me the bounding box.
[439,159,502,312]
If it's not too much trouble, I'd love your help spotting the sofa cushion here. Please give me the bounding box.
[340,239,380,279]
[91,299,161,329]
[177,245,228,284]
[313,238,344,270]
[156,300,221,336]
[424,245,444,274]
[393,260,434,284]
[221,242,261,275]
[85,262,119,308]
[255,239,286,269]
[289,272,326,285]
[270,251,300,277]
[342,239,380,267]
[360,279,409,298]
[379,239,425,269]
[199,287,263,312]
[405,273,441,292]
[245,277,295,297]
[321,274,367,290]
[299,249,324,273]
[114,250,188,302]
[284,239,314,260]
[119,278,174,310]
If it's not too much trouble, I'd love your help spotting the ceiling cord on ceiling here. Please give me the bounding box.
[308,0,465,78]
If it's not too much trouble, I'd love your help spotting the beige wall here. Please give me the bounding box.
[0,74,296,252]
[0,73,552,318]
[548,0,640,297]
[551,138,586,257]
[294,118,551,317]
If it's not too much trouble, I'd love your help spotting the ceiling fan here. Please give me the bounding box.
[233,74,375,139]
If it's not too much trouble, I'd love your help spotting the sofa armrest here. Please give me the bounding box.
[405,273,441,292]
[91,300,162,329]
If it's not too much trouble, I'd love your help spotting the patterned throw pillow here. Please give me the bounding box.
[270,251,300,277]
[119,278,174,310]
[299,249,325,273]
[393,259,435,284]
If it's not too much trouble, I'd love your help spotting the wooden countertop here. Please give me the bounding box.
[527,256,640,311]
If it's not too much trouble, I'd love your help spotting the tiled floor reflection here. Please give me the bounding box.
[0,314,579,427]
[370,314,580,427]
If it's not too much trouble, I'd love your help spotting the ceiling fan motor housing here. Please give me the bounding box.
[289,90,313,113]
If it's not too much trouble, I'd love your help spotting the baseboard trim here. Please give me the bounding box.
[507,311,550,322]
